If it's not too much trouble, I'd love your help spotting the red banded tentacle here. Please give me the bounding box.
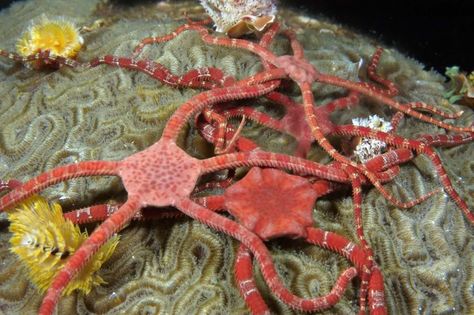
[259,21,280,49]
[341,164,375,313]
[63,204,121,224]
[367,265,387,315]
[257,21,281,72]
[265,90,301,109]
[235,245,271,315]
[237,67,287,86]
[1,49,30,62]
[63,204,189,224]
[305,227,371,270]
[366,47,398,97]
[221,106,285,131]
[305,227,376,314]
[390,111,405,132]
[64,201,227,225]
[201,107,247,154]
[419,132,474,147]
[221,115,247,154]
[0,49,80,68]
[183,16,213,26]
[181,66,236,88]
[163,82,279,141]
[178,67,215,87]
[88,56,214,89]
[0,161,119,211]
[39,197,142,315]
[134,23,279,65]
[341,165,373,254]
[133,23,209,56]
[176,198,357,312]
[364,149,414,172]
[0,179,22,192]
[334,124,474,223]
[201,150,349,182]
[315,73,474,132]
[280,29,304,59]
[373,166,401,183]
[202,108,230,153]
[196,117,260,153]
[389,119,474,147]
[318,91,360,114]
[407,101,464,119]
[301,82,430,208]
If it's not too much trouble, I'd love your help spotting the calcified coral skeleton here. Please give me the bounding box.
[199,0,277,37]
[1,17,474,315]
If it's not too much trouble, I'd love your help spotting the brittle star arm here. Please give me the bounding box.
[39,196,142,315]
[234,226,380,315]
[299,82,423,209]
[162,82,280,142]
[175,198,357,312]
[201,150,349,182]
[333,125,474,223]
[0,161,119,210]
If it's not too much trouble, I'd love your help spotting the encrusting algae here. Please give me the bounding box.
[8,195,119,296]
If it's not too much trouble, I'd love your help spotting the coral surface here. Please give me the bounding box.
[0,0,473,314]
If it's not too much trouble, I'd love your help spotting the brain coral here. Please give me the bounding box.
[0,0,473,314]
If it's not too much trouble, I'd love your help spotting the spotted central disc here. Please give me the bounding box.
[119,139,202,207]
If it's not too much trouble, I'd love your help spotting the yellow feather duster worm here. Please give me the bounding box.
[8,195,119,296]
[16,15,83,59]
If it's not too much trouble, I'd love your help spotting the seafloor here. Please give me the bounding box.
[0,0,473,314]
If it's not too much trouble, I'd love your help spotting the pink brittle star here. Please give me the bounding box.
[0,77,367,314]
[60,155,399,314]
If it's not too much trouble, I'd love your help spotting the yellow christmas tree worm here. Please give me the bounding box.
[16,14,83,68]
[8,195,119,296]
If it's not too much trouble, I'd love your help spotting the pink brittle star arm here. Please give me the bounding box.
[298,81,428,209]
[39,196,141,314]
[201,150,349,182]
[162,82,281,142]
[0,161,119,210]
[175,198,358,312]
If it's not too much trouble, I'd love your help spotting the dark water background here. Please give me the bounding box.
[287,0,473,74]
[0,0,472,74]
